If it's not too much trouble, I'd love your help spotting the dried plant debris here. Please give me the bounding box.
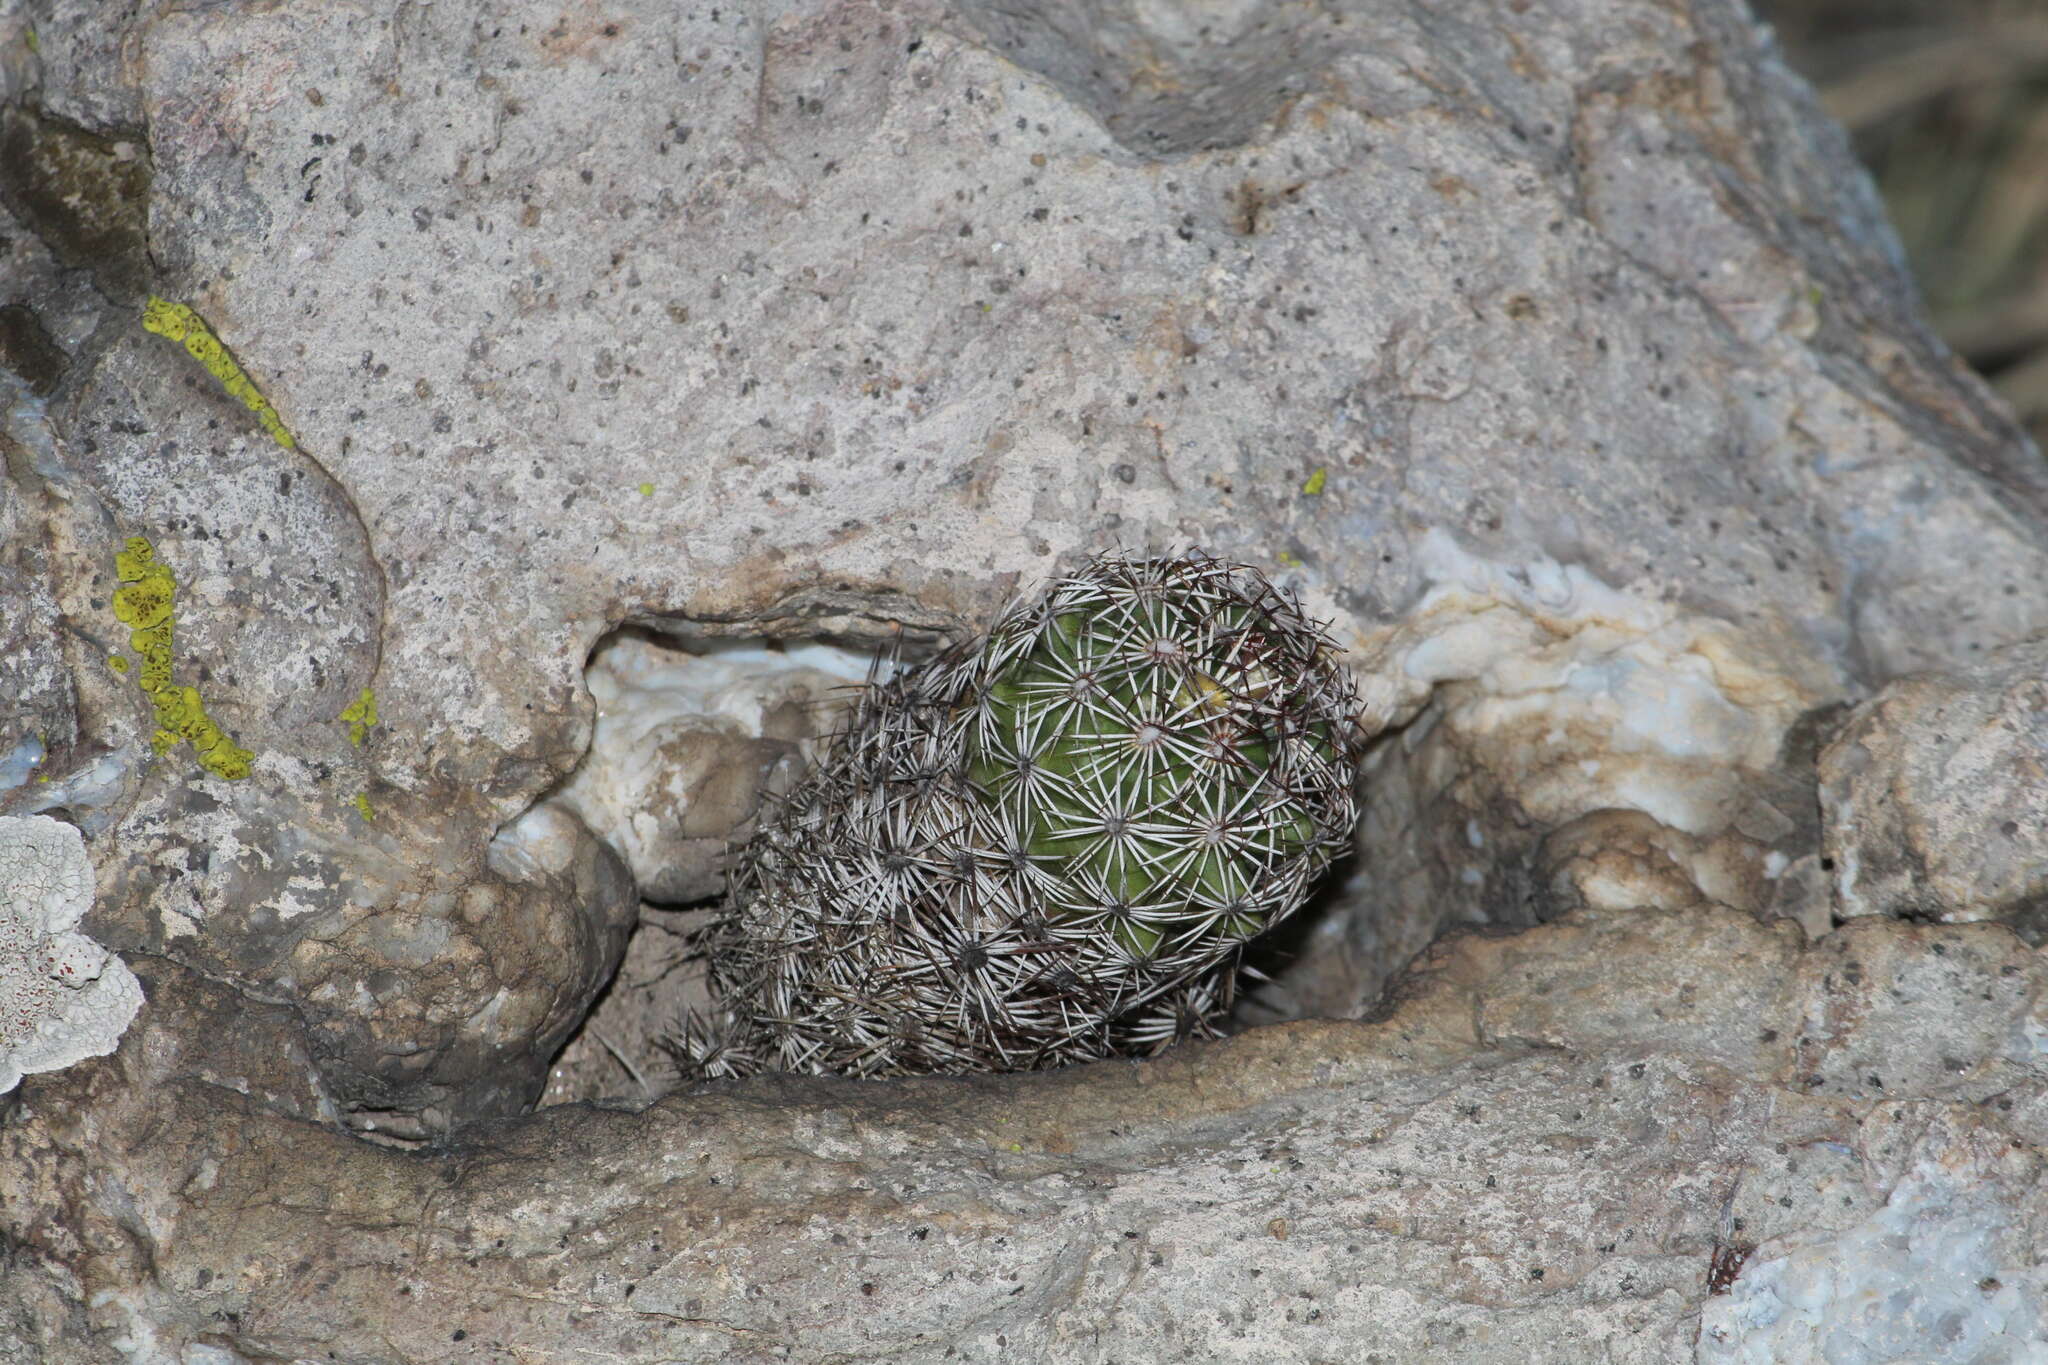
[1761,0,2048,444]
[674,551,1364,1079]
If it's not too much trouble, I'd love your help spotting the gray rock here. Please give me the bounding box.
[7,905,2047,1363]
[1,0,2046,1357]
[548,631,863,906]
[0,816,142,1095]
[1821,637,2048,934]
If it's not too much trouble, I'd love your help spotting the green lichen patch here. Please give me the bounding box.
[112,535,255,781]
[340,688,378,746]
[110,574,172,631]
[141,297,298,450]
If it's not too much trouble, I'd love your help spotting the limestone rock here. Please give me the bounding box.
[547,631,861,905]
[1,0,2046,1357]
[1820,637,2048,934]
[0,816,141,1094]
[5,905,2046,1362]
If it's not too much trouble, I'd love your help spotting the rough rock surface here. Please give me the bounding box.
[7,905,2048,1363]
[1,0,2046,1357]
[0,815,141,1094]
[548,631,860,906]
[1820,636,2048,935]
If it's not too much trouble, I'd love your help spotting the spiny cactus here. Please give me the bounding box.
[679,551,1362,1078]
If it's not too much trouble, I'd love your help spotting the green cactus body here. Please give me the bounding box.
[965,564,1340,960]
[689,552,1362,1079]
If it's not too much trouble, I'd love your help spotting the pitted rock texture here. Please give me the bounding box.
[7,906,2048,1363]
[6,0,2036,1126]
[1820,636,2048,936]
[2,0,2048,1356]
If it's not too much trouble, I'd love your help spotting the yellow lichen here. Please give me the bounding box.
[141,297,298,450]
[201,739,255,781]
[340,687,378,746]
[112,577,173,630]
[113,537,159,581]
[137,648,173,693]
[1301,467,1327,496]
[351,792,374,821]
[108,655,129,673]
[114,534,255,780]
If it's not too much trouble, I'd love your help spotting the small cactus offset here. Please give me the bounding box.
[681,551,1363,1078]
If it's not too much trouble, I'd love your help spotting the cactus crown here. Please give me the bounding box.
[681,551,1362,1079]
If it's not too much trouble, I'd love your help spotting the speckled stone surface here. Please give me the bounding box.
[3,0,2047,1357]
[6,904,2046,1362]
[1821,636,2048,935]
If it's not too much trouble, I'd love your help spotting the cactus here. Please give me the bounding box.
[680,552,1362,1078]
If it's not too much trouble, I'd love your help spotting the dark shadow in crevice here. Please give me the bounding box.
[531,621,885,1109]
